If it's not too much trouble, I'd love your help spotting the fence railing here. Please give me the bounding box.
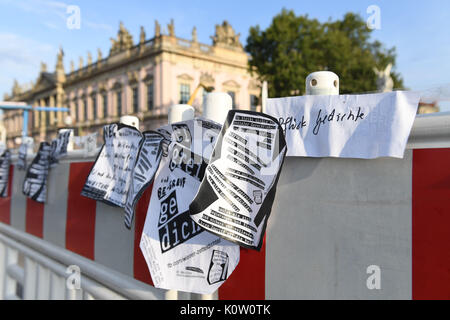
[0,223,165,300]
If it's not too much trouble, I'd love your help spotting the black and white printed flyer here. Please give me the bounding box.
[17,142,29,170]
[0,149,11,198]
[23,142,52,203]
[139,118,240,295]
[49,129,72,168]
[190,110,287,251]
[124,131,165,229]
[81,123,143,207]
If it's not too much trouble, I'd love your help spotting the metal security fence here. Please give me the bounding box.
[0,223,164,300]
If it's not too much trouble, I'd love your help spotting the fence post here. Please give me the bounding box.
[3,247,19,299]
[23,257,37,299]
[0,241,5,299]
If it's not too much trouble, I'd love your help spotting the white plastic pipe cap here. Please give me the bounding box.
[203,92,232,124]
[120,115,140,129]
[168,104,195,124]
[306,71,339,96]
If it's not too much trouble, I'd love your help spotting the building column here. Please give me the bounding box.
[39,98,46,142]
[56,85,65,126]
[49,95,56,128]
[154,56,162,109]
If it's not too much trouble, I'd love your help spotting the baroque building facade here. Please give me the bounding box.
[3,21,261,148]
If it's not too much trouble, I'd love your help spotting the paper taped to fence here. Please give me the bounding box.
[81,123,143,207]
[23,142,52,203]
[190,110,287,250]
[0,149,11,197]
[266,91,420,159]
[49,129,72,168]
[73,132,98,156]
[124,131,165,229]
[140,118,240,294]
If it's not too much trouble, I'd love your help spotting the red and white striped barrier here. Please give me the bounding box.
[0,144,449,299]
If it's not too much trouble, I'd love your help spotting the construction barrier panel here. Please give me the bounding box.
[1,113,449,300]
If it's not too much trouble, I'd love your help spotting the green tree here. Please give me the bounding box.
[246,9,404,97]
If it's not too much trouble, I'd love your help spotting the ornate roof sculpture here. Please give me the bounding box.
[139,26,146,44]
[211,21,243,49]
[40,62,48,73]
[200,72,214,85]
[56,47,64,71]
[167,19,175,37]
[55,46,66,83]
[110,21,134,55]
[192,26,198,43]
[155,20,161,37]
[373,63,394,93]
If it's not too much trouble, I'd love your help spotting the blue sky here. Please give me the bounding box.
[1,0,450,109]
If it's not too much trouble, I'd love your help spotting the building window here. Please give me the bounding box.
[116,90,122,116]
[147,82,154,110]
[132,87,139,114]
[227,91,236,109]
[179,83,190,104]
[77,100,82,122]
[250,94,258,111]
[92,94,97,119]
[84,97,88,121]
[102,92,108,119]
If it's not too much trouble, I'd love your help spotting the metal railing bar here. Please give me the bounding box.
[3,246,18,299]
[0,242,6,300]
[23,257,37,300]
[0,225,164,299]
[6,264,24,285]
[0,235,125,300]
[36,265,50,299]
[49,273,65,300]
[80,277,125,300]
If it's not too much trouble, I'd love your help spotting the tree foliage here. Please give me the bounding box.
[246,9,404,97]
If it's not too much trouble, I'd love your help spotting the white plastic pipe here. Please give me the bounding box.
[119,115,140,129]
[168,104,195,124]
[198,92,233,301]
[306,71,339,96]
[165,104,195,300]
[261,81,268,113]
[202,92,232,125]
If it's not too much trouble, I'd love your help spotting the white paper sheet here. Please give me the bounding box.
[190,111,287,250]
[0,149,11,197]
[73,132,99,157]
[23,142,52,203]
[49,129,72,168]
[266,91,420,159]
[140,118,240,294]
[17,143,29,171]
[81,123,143,207]
[124,131,164,229]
